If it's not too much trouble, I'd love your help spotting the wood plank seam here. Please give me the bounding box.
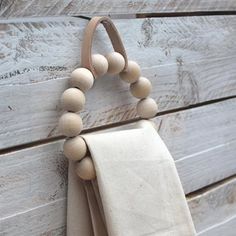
[186,174,236,199]
[1,16,236,148]
[1,171,236,235]
[197,214,236,235]
[136,11,236,18]
[1,0,236,18]
[0,95,235,154]
[0,198,66,221]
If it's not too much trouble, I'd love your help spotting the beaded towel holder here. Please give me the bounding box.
[58,16,158,180]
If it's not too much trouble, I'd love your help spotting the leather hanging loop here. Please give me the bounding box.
[81,16,128,78]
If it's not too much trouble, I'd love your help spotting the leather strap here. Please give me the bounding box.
[81,16,128,78]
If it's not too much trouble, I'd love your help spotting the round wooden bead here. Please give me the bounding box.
[63,136,87,161]
[59,112,83,137]
[105,52,125,75]
[61,88,85,112]
[130,77,152,99]
[136,98,158,118]
[70,68,94,92]
[119,60,141,83]
[75,156,96,180]
[92,54,108,77]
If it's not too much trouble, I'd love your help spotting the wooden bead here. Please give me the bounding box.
[136,98,158,118]
[61,88,85,112]
[75,156,96,180]
[119,60,141,83]
[130,77,152,99]
[92,54,108,77]
[70,68,94,92]
[63,136,87,161]
[106,52,125,75]
[59,112,83,137]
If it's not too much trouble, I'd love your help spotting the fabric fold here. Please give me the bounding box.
[67,121,196,236]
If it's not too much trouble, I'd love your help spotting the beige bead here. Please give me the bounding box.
[120,60,141,83]
[59,112,83,137]
[130,77,152,99]
[92,54,108,77]
[70,68,94,92]
[75,157,96,180]
[106,52,125,75]
[63,136,87,161]
[61,88,85,112]
[136,98,158,118]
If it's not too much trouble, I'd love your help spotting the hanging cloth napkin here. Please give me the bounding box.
[67,121,196,236]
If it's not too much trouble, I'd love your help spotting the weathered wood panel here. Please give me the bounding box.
[1,99,235,223]
[1,170,236,235]
[189,176,236,235]
[0,141,67,219]
[0,16,236,149]
[0,198,66,236]
[198,215,236,236]
[0,0,236,18]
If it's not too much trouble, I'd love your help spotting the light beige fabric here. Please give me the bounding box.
[67,121,196,236]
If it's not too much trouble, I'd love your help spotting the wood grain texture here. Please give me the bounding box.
[189,176,236,235]
[0,99,235,225]
[198,215,236,236]
[1,170,236,235]
[155,98,236,193]
[0,198,66,236]
[0,16,236,149]
[0,0,236,18]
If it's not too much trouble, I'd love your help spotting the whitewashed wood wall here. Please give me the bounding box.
[0,1,236,235]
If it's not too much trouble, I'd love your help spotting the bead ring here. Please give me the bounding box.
[59,16,158,180]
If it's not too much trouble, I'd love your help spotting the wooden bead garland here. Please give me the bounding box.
[70,68,94,92]
[92,54,109,77]
[59,112,83,137]
[130,77,152,99]
[136,98,158,118]
[61,88,85,112]
[58,16,159,181]
[106,52,125,74]
[75,157,96,180]
[119,60,141,83]
[63,136,87,161]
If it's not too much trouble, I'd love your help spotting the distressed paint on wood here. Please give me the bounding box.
[0,0,236,18]
[188,176,236,234]
[0,98,235,222]
[0,140,67,219]
[1,171,236,235]
[154,98,236,193]
[0,16,236,149]
[198,215,236,236]
[0,198,66,236]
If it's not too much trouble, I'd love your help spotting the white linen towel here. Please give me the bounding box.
[67,121,196,236]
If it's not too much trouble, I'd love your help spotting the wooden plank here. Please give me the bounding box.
[197,215,236,236]
[0,99,235,222]
[155,99,236,193]
[188,176,236,235]
[0,141,67,219]
[0,16,236,149]
[1,170,236,235]
[0,0,236,18]
[176,140,236,194]
[0,198,66,236]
